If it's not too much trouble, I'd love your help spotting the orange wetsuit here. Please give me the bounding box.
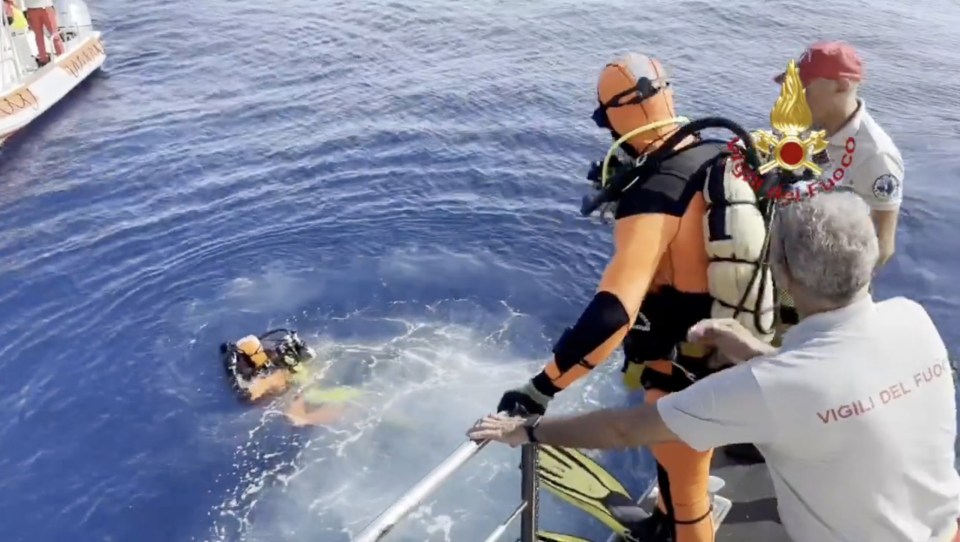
[523,53,775,542]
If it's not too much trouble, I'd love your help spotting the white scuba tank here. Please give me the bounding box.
[701,145,776,341]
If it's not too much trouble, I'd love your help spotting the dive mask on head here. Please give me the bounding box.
[591,71,670,131]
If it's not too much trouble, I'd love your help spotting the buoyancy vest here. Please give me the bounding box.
[619,140,775,391]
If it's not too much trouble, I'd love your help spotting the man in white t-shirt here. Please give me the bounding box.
[724,40,911,466]
[775,41,904,268]
[469,192,960,542]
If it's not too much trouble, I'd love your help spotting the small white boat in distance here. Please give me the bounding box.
[0,0,105,145]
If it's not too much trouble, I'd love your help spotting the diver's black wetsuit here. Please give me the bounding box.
[617,141,730,389]
[235,354,259,380]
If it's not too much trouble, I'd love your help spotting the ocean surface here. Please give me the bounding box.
[2,0,959,541]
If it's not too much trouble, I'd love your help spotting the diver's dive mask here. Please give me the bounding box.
[591,72,670,132]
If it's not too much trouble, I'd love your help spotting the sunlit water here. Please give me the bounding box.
[1,0,959,540]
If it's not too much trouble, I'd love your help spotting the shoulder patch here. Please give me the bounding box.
[871,174,901,201]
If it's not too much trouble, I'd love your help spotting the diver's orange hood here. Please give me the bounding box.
[597,53,679,154]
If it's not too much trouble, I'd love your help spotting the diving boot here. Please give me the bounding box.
[625,508,674,542]
[608,499,651,536]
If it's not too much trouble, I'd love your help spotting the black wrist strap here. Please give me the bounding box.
[524,416,542,443]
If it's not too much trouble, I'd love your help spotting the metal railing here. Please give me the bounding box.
[355,438,539,542]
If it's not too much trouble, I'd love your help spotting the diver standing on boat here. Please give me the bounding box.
[23,0,63,67]
[495,52,777,542]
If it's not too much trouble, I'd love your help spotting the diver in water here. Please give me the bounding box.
[221,329,358,426]
[494,53,787,542]
[222,328,314,402]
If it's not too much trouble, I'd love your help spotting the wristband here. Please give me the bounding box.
[524,416,542,443]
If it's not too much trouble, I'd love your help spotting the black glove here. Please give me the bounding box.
[496,380,552,417]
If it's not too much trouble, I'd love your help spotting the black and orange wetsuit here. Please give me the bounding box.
[534,141,733,542]
[498,52,775,542]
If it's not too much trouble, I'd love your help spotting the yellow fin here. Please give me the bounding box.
[302,386,362,405]
[537,445,634,536]
[537,532,592,542]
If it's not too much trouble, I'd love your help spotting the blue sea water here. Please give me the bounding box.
[2,0,960,541]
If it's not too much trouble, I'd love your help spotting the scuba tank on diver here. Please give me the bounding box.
[580,112,831,376]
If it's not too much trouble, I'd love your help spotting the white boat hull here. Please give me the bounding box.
[0,32,105,145]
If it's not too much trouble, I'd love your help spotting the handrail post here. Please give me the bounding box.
[519,443,538,542]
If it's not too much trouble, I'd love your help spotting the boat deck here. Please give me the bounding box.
[711,449,789,542]
[606,447,790,542]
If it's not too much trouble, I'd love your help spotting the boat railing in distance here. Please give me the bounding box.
[354,439,541,542]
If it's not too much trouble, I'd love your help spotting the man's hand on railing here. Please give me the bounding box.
[467,413,530,447]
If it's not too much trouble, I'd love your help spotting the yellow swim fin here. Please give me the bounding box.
[536,532,592,542]
[290,368,312,384]
[302,386,362,405]
[537,445,636,537]
[622,362,645,392]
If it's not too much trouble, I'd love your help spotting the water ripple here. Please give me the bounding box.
[0,0,959,540]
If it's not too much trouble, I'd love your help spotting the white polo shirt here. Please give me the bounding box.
[821,99,905,211]
[658,294,960,542]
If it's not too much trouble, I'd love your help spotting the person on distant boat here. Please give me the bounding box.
[3,0,21,27]
[22,0,64,67]
[473,191,960,542]
[221,329,357,426]
[493,52,782,542]
[3,0,27,32]
[727,40,907,465]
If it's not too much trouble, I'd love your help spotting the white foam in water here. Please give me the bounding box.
[203,303,627,542]
[221,269,328,314]
[202,303,626,542]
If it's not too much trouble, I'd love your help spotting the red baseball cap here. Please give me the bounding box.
[774,41,864,86]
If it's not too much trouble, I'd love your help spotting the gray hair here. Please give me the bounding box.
[770,191,879,303]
